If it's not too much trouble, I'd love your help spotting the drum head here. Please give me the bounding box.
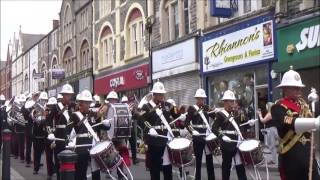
[168,138,191,150]
[90,141,111,155]
[239,139,260,152]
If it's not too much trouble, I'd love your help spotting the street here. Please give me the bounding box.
[4,153,280,180]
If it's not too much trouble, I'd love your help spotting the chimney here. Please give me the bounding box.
[53,20,59,29]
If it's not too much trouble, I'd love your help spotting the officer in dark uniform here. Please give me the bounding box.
[52,84,75,179]
[212,90,247,180]
[68,89,100,180]
[31,91,48,175]
[45,97,58,179]
[140,81,179,180]
[185,88,216,180]
[271,67,320,180]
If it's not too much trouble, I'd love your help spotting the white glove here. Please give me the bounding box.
[192,130,200,136]
[179,113,187,121]
[248,119,257,126]
[102,119,111,128]
[222,135,232,142]
[180,128,189,137]
[47,133,55,141]
[148,128,158,136]
[68,141,76,148]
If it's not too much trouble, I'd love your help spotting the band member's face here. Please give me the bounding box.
[79,101,91,112]
[283,86,302,100]
[224,100,235,111]
[196,98,205,105]
[108,98,118,104]
[62,94,72,103]
[153,93,165,102]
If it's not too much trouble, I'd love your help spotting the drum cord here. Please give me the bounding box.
[118,157,133,180]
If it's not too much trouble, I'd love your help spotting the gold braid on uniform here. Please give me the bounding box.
[279,98,312,154]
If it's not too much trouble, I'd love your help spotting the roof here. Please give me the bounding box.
[20,33,45,52]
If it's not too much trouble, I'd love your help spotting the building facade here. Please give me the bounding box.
[93,0,151,100]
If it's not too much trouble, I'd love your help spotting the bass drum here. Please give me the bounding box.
[106,103,132,139]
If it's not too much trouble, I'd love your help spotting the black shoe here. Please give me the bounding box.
[33,171,38,175]
[40,163,43,167]
[20,160,25,163]
[46,175,52,180]
[26,163,31,167]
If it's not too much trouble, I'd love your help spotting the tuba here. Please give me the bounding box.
[31,102,46,124]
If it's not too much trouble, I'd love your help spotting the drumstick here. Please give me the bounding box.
[149,134,168,139]
[66,144,93,149]
[169,113,187,125]
[91,118,113,128]
[50,138,66,142]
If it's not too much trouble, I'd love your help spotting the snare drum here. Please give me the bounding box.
[89,141,122,171]
[238,139,264,166]
[106,103,132,139]
[167,138,194,168]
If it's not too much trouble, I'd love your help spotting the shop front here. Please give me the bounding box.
[200,12,276,138]
[273,15,320,102]
[152,37,200,107]
[94,63,150,101]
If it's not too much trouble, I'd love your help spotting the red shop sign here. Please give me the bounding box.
[94,64,149,95]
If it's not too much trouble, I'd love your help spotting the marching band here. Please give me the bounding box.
[0,66,319,180]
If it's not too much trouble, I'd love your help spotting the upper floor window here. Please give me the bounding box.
[99,26,114,68]
[161,0,190,42]
[24,74,28,91]
[100,0,111,18]
[244,0,251,13]
[64,5,72,43]
[80,40,90,70]
[63,47,73,76]
[80,8,88,33]
[126,8,144,58]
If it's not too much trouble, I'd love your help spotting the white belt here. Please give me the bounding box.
[192,124,206,128]
[56,125,66,128]
[76,133,91,138]
[153,125,167,130]
[220,130,238,135]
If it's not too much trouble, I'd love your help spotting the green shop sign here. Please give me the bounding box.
[275,16,320,71]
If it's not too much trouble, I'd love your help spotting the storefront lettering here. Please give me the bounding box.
[296,24,320,52]
[110,76,125,88]
[206,30,260,58]
[134,70,144,80]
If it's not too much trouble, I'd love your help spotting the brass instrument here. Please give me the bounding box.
[7,97,26,126]
[31,102,46,124]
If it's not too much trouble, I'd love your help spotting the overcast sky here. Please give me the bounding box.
[1,0,62,61]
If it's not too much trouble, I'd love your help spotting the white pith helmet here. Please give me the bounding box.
[0,94,6,101]
[194,88,207,98]
[60,84,74,94]
[277,66,305,88]
[121,96,128,103]
[166,98,176,107]
[221,90,236,101]
[76,93,81,101]
[150,81,166,94]
[47,97,57,105]
[107,91,119,100]
[78,90,93,102]
[93,94,100,103]
[57,93,63,100]
[39,91,48,100]
[19,94,27,102]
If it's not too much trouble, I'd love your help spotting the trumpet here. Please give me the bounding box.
[7,99,26,126]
